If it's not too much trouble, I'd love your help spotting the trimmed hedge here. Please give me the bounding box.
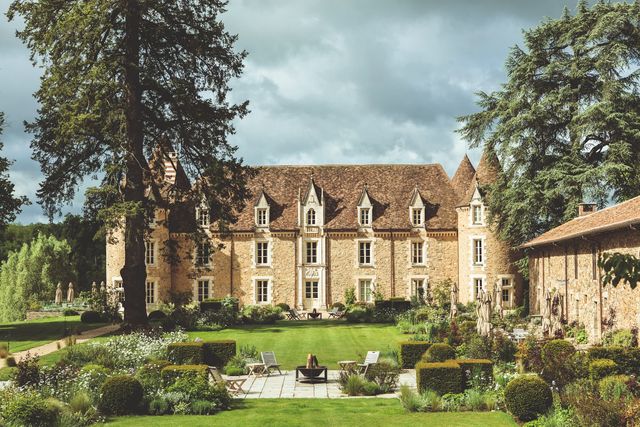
[200,299,239,313]
[451,358,493,388]
[399,341,432,368]
[422,343,456,362]
[374,299,411,312]
[167,342,204,364]
[147,310,167,321]
[161,364,209,384]
[97,375,144,415]
[589,358,618,380]
[203,340,236,367]
[504,375,552,422]
[588,346,640,376]
[416,361,463,395]
[80,310,103,324]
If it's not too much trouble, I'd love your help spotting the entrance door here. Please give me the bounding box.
[304,280,320,309]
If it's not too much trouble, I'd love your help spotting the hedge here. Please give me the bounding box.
[399,341,432,368]
[589,358,618,380]
[80,310,103,324]
[504,375,552,422]
[167,342,204,364]
[200,299,239,313]
[422,343,456,362]
[98,375,144,415]
[374,300,411,312]
[416,361,463,395]
[203,340,236,367]
[451,358,493,388]
[161,364,209,385]
[587,346,640,376]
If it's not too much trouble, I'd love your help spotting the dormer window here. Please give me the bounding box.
[256,208,268,227]
[357,187,373,228]
[306,208,316,226]
[359,207,371,226]
[196,205,210,228]
[411,207,424,227]
[472,204,482,225]
[409,187,425,227]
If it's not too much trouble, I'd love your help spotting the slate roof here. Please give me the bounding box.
[521,195,640,248]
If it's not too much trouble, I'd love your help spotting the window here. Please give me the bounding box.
[305,281,319,299]
[411,208,423,227]
[472,239,484,265]
[359,241,372,265]
[474,278,484,298]
[256,279,269,303]
[359,208,371,226]
[502,288,510,303]
[411,242,425,265]
[591,245,597,280]
[411,278,427,299]
[196,206,210,227]
[256,241,269,266]
[197,279,210,302]
[501,277,512,288]
[359,279,373,302]
[472,205,482,225]
[196,242,211,266]
[145,241,155,265]
[256,208,268,226]
[306,208,316,225]
[145,281,156,304]
[574,246,578,279]
[305,241,318,264]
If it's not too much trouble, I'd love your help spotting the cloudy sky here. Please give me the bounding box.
[0,0,595,223]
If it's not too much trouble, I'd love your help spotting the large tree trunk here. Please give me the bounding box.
[120,0,148,326]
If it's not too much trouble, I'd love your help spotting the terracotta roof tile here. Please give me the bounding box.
[451,154,476,200]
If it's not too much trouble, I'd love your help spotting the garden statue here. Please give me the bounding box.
[100,281,106,293]
[494,281,504,319]
[541,289,552,336]
[476,290,492,336]
[67,282,75,303]
[91,281,97,294]
[450,282,458,319]
[549,288,564,337]
[55,282,63,304]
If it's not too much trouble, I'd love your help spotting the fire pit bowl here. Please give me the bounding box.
[295,365,328,383]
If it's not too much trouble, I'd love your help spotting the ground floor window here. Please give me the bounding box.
[473,278,484,298]
[197,279,210,302]
[502,288,510,303]
[256,279,270,303]
[145,281,156,304]
[411,278,428,299]
[359,279,373,302]
[305,281,319,299]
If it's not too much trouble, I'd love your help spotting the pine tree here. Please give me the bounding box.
[0,113,28,230]
[8,1,253,325]
[458,1,640,248]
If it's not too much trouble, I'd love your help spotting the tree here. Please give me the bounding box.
[0,233,74,322]
[0,113,28,230]
[599,252,640,290]
[8,0,253,325]
[458,1,640,248]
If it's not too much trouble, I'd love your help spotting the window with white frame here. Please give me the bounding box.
[502,288,510,303]
[145,280,156,304]
[472,239,484,265]
[196,242,211,266]
[411,207,424,227]
[411,278,428,299]
[256,279,270,303]
[306,208,316,225]
[473,278,484,298]
[411,241,425,265]
[196,279,210,302]
[500,277,513,304]
[256,208,268,227]
[256,241,269,266]
[305,281,319,299]
[359,207,371,226]
[145,241,155,265]
[359,279,373,302]
[359,241,372,265]
[305,241,318,264]
[472,205,482,225]
[196,206,210,227]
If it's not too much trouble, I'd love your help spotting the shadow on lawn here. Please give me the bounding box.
[226,320,395,333]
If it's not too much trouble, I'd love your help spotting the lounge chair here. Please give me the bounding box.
[208,366,246,396]
[358,351,380,375]
[327,307,345,319]
[286,309,305,320]
[261,351,283,376]
[511,328,527,342]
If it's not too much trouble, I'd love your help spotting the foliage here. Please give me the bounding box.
[453,359,493,390]
[430,279,453,308]
[541,340,576,387]
[147,310,167,321]
[338,373,381,396]
[563,378,633,427]
[492,331,517,363]
[345,305,372,323]
[97,375,143,415]
[134,359,171,395]
[599,375,633,402]
[0,114,28,234]
[165,375,230,413]
[589,358,618,381]
[2,391,57,427]
[344,287,356,306]
[603,329,637,348]
[15,351,40,388]
[78,364,111,401]
[364,361,400,393]
[241,305,283,324]
[458,334,492,360]
[202,340,236,367]
[458,1,640,253]
[161,364,209,385]
[80,311,103,324]
[275,303,290,312]
[0,233,74,322]
[504,375,552,422]
[167,342,205,364]
[399,384,425,412]
[399,341,432,368]
[416,361,463,395]
[587,346,640,376]
[565,322,588,344]
[422,343,456,362]
[331,302,346,311]
[517,335,544,373]
[599,252,640,289]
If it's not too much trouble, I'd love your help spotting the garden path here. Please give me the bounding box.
[237,369,416,398]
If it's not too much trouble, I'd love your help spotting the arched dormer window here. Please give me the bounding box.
[306,208,316,225]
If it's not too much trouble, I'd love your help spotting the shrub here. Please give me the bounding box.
[345,305,372,323]
[275,303,290,312]
[331,302,346,310]
[202,340,236,367]
[79,364,111,398]
[166,375,231,411]
[462,334,492,360]
[362,381,382,396]
[135,360,171,393]
[364,361,400,393]
[399,341,432,368]
[3,393,57,427]
[15,352,40,387]
[224,366,244,376]
[80,310,103,323]
[69,392,92,415]
[6,356,16,367]
[340,373,370,396]
[541,339,576,387]
[191,400,217,415]
[147,310,167,321]
[492,331,517,363]
[161,364,209,384]
[603,329,637,348]
[451,359,493,389]
[504,375,552,421]
[167,342,204,364]
[416,361,463,395]
[422,343,456,362]
[241,305,282,324]
[148,398,170,415]
[97,375,143,415]
[589,358,618,380]
[344,287,356,306]
[63,308,79,316]
[517,335,544,373]
[599,375,632,401]
[564,378,628,427]
[399,384,423,412]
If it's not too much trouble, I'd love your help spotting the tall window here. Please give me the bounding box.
[306,208,316,225]
[305,241,318,264]
[359,279,373,302]
[591,245,597,280]
[256,279,269,303]
[474,278,483,298]
[305,281,319,299]
[145,241,155,265]
[472,205,482,225]
[359,241,372,265]
[256,208,268,226]
[411,208,423,226]
[145,281,156,304]
[359,208,371,226]
[411,242,424,265]
[502,288,510,303]
[574,246,578,279]
[256,242,269,266]
[411,278,427,299]
[196,242,211,266]
[196,206,209,227]
[197,279,210,302]
[472,239,484,265]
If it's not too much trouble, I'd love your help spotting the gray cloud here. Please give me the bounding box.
[0,0,605,223]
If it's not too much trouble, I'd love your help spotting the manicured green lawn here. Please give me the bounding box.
[107,399,516,426]
[187,320,403,369]
[0,315,107,353]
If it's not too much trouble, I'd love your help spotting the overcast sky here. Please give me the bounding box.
[0,0,597,223]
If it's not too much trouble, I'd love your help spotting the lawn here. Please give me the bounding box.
[186,320,403,368]
[107,399,516,427]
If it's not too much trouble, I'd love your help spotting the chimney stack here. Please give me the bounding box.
[164,152,178,183]
[578,203,597,217]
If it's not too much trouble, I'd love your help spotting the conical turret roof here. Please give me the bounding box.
[451,154,476,200]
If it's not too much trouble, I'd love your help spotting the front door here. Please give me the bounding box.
[304,280,320,309]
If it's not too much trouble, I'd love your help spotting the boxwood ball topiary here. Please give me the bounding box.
[422,343,456,362]
[97,375,143,415]
[80,310,102,324]
[147,310,167,321]
[505,375,552,421]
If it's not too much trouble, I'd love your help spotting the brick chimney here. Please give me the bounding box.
[578,203,597,217]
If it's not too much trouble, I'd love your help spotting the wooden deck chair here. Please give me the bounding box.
[287,309,305,320]
[358,351,380,376]
[261,351,283,376]
[328,307,345,319]
[208,366,246,396]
